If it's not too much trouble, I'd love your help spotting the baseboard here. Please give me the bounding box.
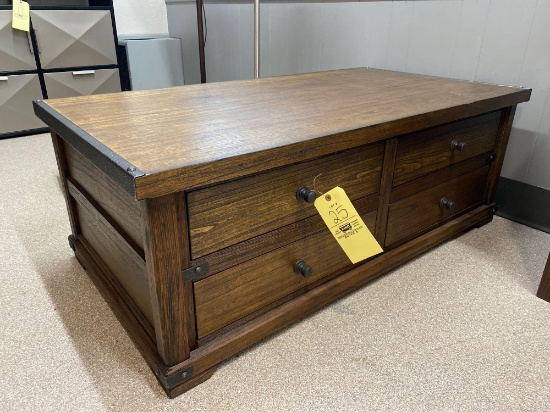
[495,177,550,234]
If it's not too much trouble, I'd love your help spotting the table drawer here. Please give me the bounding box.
[194,209,377,338]
[393,111,501,186]
[188,143,384,258]
[385,166,489,246]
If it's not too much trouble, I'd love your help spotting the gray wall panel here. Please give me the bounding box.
[259,3,272,78]
[239,4,255,80]
[166,3,201,85]
[406,1,461,78]
[320,3,358,71]
[385,1,413,72]
[355,2,392,70]
[449,0,490,81]
[297,3,323,74]
[270,4,294,77]
[474,0,536,86]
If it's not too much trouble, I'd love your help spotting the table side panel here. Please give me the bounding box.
[71,186,153,325]
[64,140,145,255]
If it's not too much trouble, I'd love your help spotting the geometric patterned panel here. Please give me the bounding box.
[0,11,37,72]
[30,10,117,69]
[44,69,121,99]
[0,74,45,134]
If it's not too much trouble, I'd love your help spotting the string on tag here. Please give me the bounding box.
[312,173,323,196]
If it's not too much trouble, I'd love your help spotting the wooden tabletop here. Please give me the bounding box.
[34,68,531,200]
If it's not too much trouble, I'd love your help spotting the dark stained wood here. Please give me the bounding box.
[36,69,530,200]
[168,367,216,398]
[70,182,153,325]
[51,132,80,236]
[193,195,379,279]
[165,205,495,382]
[536,252,550,302]
[70,235,168,387]
[391,153,491,203]
[385,166,489,246]
[484,106,517,203]
[64,141,144,254]
[143,193,196,365]
[188,144,383,258]
[194,211,377,338]
[393,110,501,186]
[374,138,398,245]
[38,69,531,398]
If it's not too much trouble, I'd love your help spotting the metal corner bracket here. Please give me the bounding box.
[155,365,195,389]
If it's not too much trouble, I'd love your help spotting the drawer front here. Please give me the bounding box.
[30,10,117,69]
[393,111,501,186]
[385,166,489,246]
[188,143,384,259]
[45,69,121,99]
[194,210,377,338]
[0,74,45,134]
[0,11,37,71]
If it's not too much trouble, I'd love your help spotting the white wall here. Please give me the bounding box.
[168,0,550,190]
[114,0,168,37]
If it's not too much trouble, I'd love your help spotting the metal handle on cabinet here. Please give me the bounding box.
[439,197,455,210]
[72,70,96,76]
[296,185,317,203]
[450,140,466,152]
[294,259,313,278]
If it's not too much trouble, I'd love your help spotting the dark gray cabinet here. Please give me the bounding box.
[0,1,121,139]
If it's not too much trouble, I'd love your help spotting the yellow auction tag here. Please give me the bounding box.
[314,186,383,264]
[12,0,30,32]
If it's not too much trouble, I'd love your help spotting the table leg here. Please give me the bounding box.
[536,252,550,302]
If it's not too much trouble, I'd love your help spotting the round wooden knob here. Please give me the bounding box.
[296,186,317,203]
[439,197,455,210]
[294,259,313,278]
[450,140,466,152]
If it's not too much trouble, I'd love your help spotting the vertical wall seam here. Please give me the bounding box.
[352,3,360,68]
[385,1,394,69]
[319,0,327,71]
[404,0,414,72]
[449,0,465,79]
[474,0,492,82]
[516,0,538,85]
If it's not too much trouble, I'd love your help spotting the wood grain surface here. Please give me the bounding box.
[385,166,489,246]
[393,110,501,186]
[70,183,153,325]
[38,68,530,200]
[187,143,383,258]
[194,210,377,338]
[192,195,380,279]
[143,194,196,365]
[64,141,145,255]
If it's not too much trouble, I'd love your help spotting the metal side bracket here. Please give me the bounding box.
[183,261,210,282]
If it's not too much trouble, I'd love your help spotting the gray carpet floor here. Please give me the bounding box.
[1,133,550,411]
